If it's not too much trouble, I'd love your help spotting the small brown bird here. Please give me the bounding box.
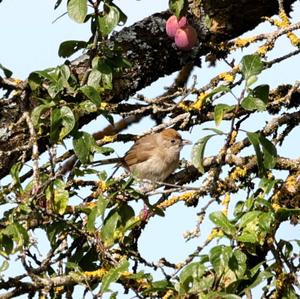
[97,128,191,182]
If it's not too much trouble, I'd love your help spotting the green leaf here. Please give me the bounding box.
[100,259,129,293]
[98,62,113,90]
[87,69,102,90]
[59,65,71,84]
[203,128,224,135]
[32,69,56,82]
[79,85,101,105]
[247,132,265,177]
[31,102,55,127]
[241,96,266,111]
[98,5,120,36]
[97,196,109,220]
[46,222,65,247]
[229,250,247,278]
[259,177,277,195]
[179,262,205,293]
[101,210,120,247]
[240,54,264,85]
[143,280,174,295]
[247,269,273,290]
[50,108,62,143]
[239,211,262,228]
[252,84,269,104]
[28,72,43,90]
[46,179,69,215]
[73,131,95,164]
[67,0,87,23]
[4,222,29,248]
[10,162,23,189]
[86,196,109,232]
[246,75,258,87]
[109,292,118,299]
[0,234,13,256]
[214,104,234,126]
[93,144,114,156]
[31,67,65,98]
[258,135,277,169]
[79,100,97,113]
[87,208,98,232]
[112,4,127,25]
[209,211,236,236]
[117,205,136,233]
[0,260,9,272]
[236,232,258,243]
[169,0,185,17]
[275,208,300,221]
[209,85,231,96]
[209,245,232,276]
[0,63,12,77]
[58,40,87,58]
[191,135,214,174]
[258,212,274,232]
[208,294,242,299]
[59,106,75,139]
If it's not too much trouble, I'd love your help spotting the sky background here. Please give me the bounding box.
[1,0,300,298]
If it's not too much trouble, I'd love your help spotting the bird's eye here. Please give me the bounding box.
[171,139,176,143]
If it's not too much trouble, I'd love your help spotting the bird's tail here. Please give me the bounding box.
[92,157,122,166]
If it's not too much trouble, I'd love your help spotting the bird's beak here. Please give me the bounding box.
[182,139,192,145]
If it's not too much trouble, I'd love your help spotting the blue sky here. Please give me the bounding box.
[1,0,300,298]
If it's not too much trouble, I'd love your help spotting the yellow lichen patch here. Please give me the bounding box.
[120,271,132,277]
[230,166,247,181]
[256,44,273,56]
[271,190,281,205]
[272,203,281,212]
[287,32,300,47]
[85,202,97,209]
[234,37,256,49]
[136,278,151,290]
[279,9,290,27]
[273,18,283,28]
[219,72,235,83]
[54,286,64,295]
[272,10,290,29]
[98,180,108,192]
[192,93,208,110]
[10,78,23,85]
[180,191,198,202]
[102,135,116,143]
[178,101,191,111]
[222,193,231,216]
[162,290,175,299]
[229,130,237,145]
[84,268,107,279]
[207,228,223,241]
[284,175,297,194]
[158,192,197,210]
[100,102,108,109]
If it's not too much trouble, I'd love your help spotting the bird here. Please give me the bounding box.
[95,128,191,182]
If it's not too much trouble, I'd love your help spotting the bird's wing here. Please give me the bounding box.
[124,135,157,167]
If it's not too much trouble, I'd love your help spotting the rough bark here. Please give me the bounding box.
[0,0,297,180]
